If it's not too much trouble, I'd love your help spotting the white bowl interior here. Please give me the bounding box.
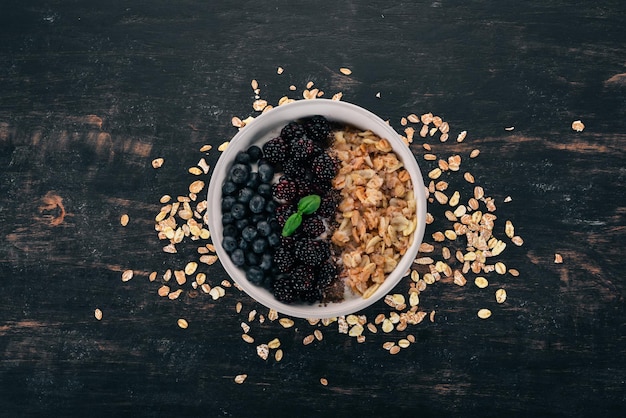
[206,99,427,318]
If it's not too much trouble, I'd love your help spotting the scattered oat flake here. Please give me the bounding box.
[218,141,229,152]
[256,344,269,360]
[320,378,328,386]
[121,269,134,282]
[253,99,268,112]
[554,253,563,263]
[151,158,164,169]
[200,144,212,152]
[277,66,284,74]
[478,309,492,319]
[120,214,129,226]
[275,349,284,362]
[495,288,507,304]
[94,308,103,321]
[339,67,352,75]
[505,126,515,131]
[571,120,585,132]
[234,374,247,384]
[279,318,294,328]
[177,318,189,329]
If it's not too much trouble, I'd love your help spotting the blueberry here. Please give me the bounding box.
[222,195,237,211]
[235,218,250,231]
[251,213,265,224]
[231,203,247,220]
[246,252,260,266]
[247,145,263,162]
[242,225,258,242]
[256,221,272,237]
[235,151,251,164]
[246,266,265,285]
[222,181,238,196]
[229,163,251,184]
[246,172,260,189]
[257,183,272,198]
[265,200,277,214]
[259,253,273,271]
[249,195,266,214]
[267,232,281,247]
[222,236,238,253]
[252,237,268,254]
[269,219,280,232]
[222,211,235,225]
[223,223,239,238]
[237,187,255,203]
[238,237,250,250]
[230,249,245,267]
[258,163,274,183]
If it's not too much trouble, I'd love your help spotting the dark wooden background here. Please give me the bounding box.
[1,1,625,417]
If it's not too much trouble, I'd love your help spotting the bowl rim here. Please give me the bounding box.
[206,98,427,318]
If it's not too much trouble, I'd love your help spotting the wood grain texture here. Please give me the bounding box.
[1,1,625,417]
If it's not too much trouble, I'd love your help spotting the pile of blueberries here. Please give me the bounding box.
[220,145,282,285]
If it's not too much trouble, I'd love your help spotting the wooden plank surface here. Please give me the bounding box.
[1,1,625,416]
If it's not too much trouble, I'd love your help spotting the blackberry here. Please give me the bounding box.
[300,288,321,303]
[318,190,340,218]
[272,176,298,202]
[273,246,294,273]
[303,115,332,143]
[272,275,297,303]
[292,177,314,199]
[294,239,330,266]
[316,261,338,290]
[280,121,305,142]
[301,215,326,238]
[275,203,296,227]
[280,235,297,248]
[311,152,338,183]
[289,137,319,162]
[281,158,301,178]
[262,137,290,164]
[291,265,316,292]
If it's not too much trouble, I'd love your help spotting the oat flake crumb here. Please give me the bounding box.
[234,374,247,384]
[94,308,103,321]
[554,253,563,263]
[339,67,352,75]
[571,120,585,132]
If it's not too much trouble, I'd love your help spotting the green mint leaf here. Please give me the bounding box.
[298,194,321,215]
[282,212,302,237]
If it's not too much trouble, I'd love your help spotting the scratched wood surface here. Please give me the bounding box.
[1,1,625,417]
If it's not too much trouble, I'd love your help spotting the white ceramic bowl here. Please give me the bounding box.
[206,99,427,318]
